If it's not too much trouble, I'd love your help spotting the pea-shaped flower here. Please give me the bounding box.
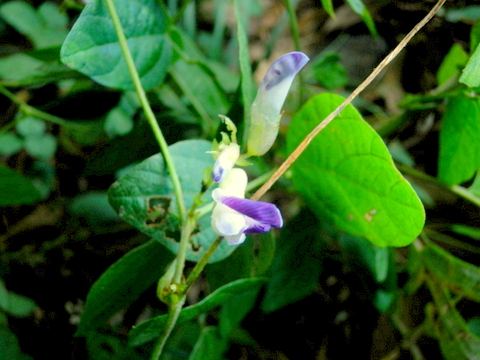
[211,168,283,245]
[247,51,309,156]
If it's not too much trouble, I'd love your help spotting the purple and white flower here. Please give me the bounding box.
[211,168,283,245]
[247,51,309,156]
[211,142,240,183]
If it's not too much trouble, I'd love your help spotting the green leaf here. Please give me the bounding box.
[310,53,348,89]
[234,0,254,127]
[0,165,40,206]
[261,210,324,313]
[24,133,57,160]
[460,41,480,87]
[76,240,173,336]
[438,96,480,185]
[286,93,425,247]
[470,20,480,52]
[69,191,120,228]
[60,0,172,91]
[0,1,67,48]
[16,117,46,137]
[219,283,262,338]
[421,241,480,302]
[108,140,236,263]
[0,133,23,156]
[320,0,335,18]
[129,277,267,346]
[426,276,480,360]
[188,327,228,360]
[206,232,274,292]
[437,44,469,86]
[4,292,36,318]
[0,325,32,360]
[104,93,138,137]
[0,280,36,317]
[344,0,377,36]
[170,59,227,133]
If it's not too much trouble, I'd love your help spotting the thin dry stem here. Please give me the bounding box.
[251,0,447,201]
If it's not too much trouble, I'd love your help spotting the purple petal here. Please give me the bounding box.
[244,217,272,234]
[211,162,225,183]
[262,52,309,91]
[218,196,283,228]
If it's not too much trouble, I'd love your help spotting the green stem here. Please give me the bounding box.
[396,164,480,208]
[0,85,78,133]
[149,297,186,360]
[173,0,195,23]
[103,0,187,222]
[285,0,301,51]
[185,236,223,290]
[173,215,196,284]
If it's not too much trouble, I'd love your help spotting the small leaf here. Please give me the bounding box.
[0,1,67,48]
[438,96,480,185]
[129,277,267,346]
[0,133,23,156]
[0,325,32,360]
[188,327,228,360]
[0,165,40,206]
[460,41,480,87]
[4,292,36,318]
[344,0,377,36]
[76,240,173,336]
[108,140,236,263]
[234,0,254,128]
[437,44,469,86]
[320,0,335,18]
[60,0,172,91]
[286,93,425,247]
[24,133,57,160]
[16,116,46,137]
[309,53,348,89]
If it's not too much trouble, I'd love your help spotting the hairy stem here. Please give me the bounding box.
[251,0,447,201]
[103,0,187,222]
[149,297,186,360]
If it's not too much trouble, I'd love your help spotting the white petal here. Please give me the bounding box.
[218,168,248,197]
[211,203,246,236]
[225,233,246,245]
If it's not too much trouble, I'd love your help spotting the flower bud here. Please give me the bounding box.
[247,51,309,156]
[211,143,240,183]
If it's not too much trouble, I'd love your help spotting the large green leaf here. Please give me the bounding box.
[129,277,267,346]
[108,140,235,262]
[286,93,425,247]
[0,165,40,206]
[438,96,480,185]
[76,240,173,336]
[60,0,172,91]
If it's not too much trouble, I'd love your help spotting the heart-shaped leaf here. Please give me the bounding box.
[60,0,171,90]
[286,93,425,247]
